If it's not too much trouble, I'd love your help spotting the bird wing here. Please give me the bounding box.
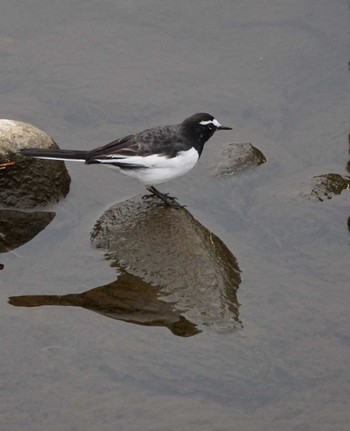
[85,126,189,167]
[86,134,137,158]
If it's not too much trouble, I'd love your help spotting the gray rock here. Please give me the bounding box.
[215,142,266,176]
[304,173,350,201]
[90,195,242,334]
[0,119,70,208]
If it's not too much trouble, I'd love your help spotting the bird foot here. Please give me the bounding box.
[144,186,185,209]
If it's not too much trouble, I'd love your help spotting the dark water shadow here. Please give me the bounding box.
[9,196,241,336]
[0,209,55,270]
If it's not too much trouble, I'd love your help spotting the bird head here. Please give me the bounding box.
[181,113,232,145]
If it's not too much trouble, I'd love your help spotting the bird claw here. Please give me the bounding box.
[162,197,186,209]
[144,187,185,209]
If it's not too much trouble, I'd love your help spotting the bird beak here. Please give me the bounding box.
[217,125,232,130]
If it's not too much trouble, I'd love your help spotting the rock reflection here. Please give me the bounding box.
[10,196,241,336]
[0,209,55,269]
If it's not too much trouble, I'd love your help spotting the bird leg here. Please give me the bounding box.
[144,186,184,209]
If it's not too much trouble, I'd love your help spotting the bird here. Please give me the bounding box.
[20,113,232,208]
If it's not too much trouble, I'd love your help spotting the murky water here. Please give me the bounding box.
[1,1,349,430]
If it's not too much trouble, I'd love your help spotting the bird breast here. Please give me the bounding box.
[117,147,199,185]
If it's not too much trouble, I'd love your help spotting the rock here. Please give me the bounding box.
[215,142,266,176]
[305,173,350,201]
[90,195,242,335]
[0,119,70,208]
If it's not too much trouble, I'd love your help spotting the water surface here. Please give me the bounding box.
[1,1,349,430]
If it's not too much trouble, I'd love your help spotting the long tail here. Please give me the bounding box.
[20,148,89,162]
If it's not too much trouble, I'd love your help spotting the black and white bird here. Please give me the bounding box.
[21,113,232,208]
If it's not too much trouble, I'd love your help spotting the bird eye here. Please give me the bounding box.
[199,120,216,130]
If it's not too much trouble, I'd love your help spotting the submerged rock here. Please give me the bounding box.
[0,119,70,208]
[305,173,350,201]
[215,142,266,176]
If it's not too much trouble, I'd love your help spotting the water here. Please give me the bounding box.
[0,1,349,430]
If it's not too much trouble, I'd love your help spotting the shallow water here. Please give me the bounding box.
[1,1,349,430]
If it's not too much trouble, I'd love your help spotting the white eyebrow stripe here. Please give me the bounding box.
[199,119,222,128]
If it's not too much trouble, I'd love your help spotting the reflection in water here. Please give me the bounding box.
[10,196,241,336]
[0,209,55,269]
[10,270,200,337]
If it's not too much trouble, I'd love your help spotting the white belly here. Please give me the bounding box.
[116,147,199,185]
